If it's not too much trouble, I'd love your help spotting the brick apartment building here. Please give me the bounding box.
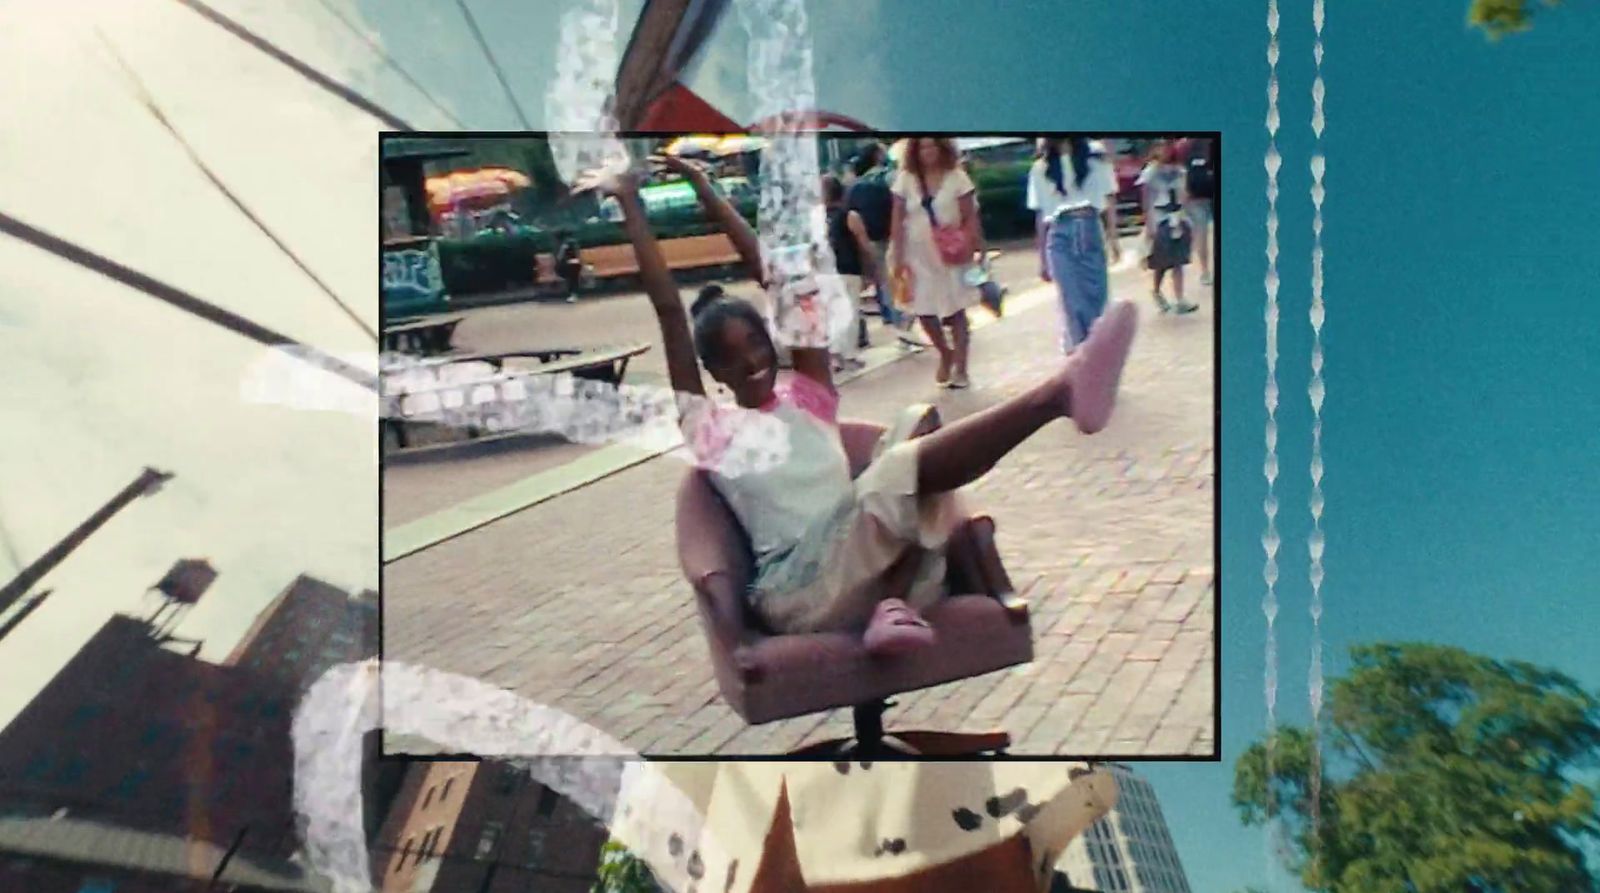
[0,574,388,892]
[373,759,606,893]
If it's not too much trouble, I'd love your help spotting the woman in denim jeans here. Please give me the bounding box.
[1028,138,1119,353]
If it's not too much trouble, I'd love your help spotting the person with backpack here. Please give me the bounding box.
[821,173,872,371]
[1141,141,1199,315]
[1181,136,1215,288]
[847,143,922,348]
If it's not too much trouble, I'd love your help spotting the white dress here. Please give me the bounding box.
[892,168,980,319]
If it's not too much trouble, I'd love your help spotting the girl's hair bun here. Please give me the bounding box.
[691,284,727,318]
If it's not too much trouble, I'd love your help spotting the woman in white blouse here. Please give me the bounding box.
[1029,138,1119,353]
[889,138,982,388]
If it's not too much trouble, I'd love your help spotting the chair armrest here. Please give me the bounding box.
[694,572,764,683]
[676,473,753,588]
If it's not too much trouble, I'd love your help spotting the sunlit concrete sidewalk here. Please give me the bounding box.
[383,259,1215,757]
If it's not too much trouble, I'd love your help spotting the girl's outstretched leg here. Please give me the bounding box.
[946,516,1026,614]
[914,301,1137,495]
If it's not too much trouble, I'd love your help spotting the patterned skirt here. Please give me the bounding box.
[1147,217,1193,271]
[611,760,1120,892]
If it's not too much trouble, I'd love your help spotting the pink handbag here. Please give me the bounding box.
[918,173,972,266]
[931,224,972,266]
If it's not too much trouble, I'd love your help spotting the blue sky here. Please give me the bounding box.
[652,2,1598,889]
[5,1,1596,890]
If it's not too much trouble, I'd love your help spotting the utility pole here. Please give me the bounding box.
[0,466,173,620]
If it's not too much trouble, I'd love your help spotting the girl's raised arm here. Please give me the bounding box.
[604,169,706,401]
[659,155,766,287]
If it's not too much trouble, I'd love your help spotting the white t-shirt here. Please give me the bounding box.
[890,167,975,230]
[681,374,853,575]
[1028,153,1117,218]
[1142,163,1188,227]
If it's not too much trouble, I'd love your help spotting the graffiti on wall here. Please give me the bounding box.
[381,244,446,315]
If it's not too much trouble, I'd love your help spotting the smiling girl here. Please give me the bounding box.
[596,152,1138,654]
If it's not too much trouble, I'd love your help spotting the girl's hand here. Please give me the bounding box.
[572,160,639,197]
[652,153,710,183]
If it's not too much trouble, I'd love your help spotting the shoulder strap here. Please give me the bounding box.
[916,171,940,227]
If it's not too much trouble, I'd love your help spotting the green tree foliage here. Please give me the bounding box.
[1233,643,1600,892]
[1469,0,1566,38]
[593,839,665,893]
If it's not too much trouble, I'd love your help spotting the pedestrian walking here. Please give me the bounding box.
[890,137,983,389]
[1180,136,1216,288]
[555,232,583,303]
[1092,139,1124,265]
[822,173,871,372]
[847,144,924,348]
[1141,141,1199,314]
[1030,137,1120,354]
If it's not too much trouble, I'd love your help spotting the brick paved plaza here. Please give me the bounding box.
[382,244,1215,756]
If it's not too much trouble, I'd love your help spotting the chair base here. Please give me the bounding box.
[789,730,1011,758]
[787,700,1011,757]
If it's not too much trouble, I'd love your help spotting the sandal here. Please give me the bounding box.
[1069,300,1138,435]
[864,598,937,656]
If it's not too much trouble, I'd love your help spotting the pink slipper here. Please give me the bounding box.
[1070,301,1138,434]
[864,598,937,656]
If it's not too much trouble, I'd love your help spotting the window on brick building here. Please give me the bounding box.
[536,786,559,817]
[66,703,108,730]
[496,763,520,794]
[476,821,504,859]
[22,753,51,782]
[422,785,435,810]
[52,756,88,785]
[108,769,151,801]
[525,828,546,867]
[441,776,455,802]
[422,826,443,860]
[397,837,416,870]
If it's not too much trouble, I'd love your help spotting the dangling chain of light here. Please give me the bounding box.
[734,0,853,351]
[1262,0,1283,869]
[1308,0,1328,866]
[544,0,629,185]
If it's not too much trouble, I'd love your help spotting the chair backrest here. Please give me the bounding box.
[676,466,755,593]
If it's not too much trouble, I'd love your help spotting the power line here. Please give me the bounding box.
[453,0,532,129]
[0,502,22,574]
[0,211,378,393]
[307,0,468,129]
[170,0,414,131]
[96,31,378,345]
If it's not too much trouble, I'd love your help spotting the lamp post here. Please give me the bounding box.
[0,466,173,622]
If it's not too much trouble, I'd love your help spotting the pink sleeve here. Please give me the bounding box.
[781,373,839,425]
[680,398,733,469]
